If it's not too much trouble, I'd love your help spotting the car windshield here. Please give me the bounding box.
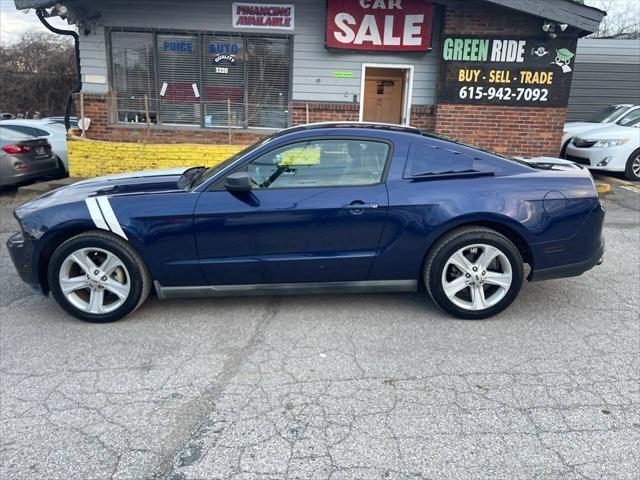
[189,135,279,189]
[588,105,631,123]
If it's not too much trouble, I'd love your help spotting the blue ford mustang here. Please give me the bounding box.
[7,123,605,322]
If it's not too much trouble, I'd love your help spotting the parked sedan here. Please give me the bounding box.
[561,104,639,157]
[7,123,605,323]
[0,126,58,188]
[565,116,640,180]
[0,119,69,176]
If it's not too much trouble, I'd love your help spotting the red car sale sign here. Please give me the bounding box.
[326,0,434,52]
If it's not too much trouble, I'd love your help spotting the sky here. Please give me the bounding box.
[1,0,638,45]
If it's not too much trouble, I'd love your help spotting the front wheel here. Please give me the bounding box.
[48,231,151,322]
[424,227,524,319]
[625,149,640,181]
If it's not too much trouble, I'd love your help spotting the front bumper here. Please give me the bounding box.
[6,232,43,292]
[529,235,605,282]
[564,145,628,172]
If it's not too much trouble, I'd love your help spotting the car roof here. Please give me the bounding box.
[280,122,423,136]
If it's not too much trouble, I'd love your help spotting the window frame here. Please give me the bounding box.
[208,136,395,192]
[106,27,294,131]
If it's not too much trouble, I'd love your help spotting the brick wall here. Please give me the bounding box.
[291,102,435,130]
[67,138,244,177]
[75,94,266,145]
[434,4,570,157]
[292,102,360,124]
[77,94,436,144]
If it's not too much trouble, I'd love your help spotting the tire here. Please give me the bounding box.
[624,149,640,181]
[48,231,151,323]
[424,227,524,320]
[54,157,69,179]
[559,139,571,159]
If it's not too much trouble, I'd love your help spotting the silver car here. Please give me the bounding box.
[0,126,58,188]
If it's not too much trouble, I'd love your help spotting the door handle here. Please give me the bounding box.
[343,201,379,215]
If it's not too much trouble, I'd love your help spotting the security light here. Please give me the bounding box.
[542,22,551,32]
[559,24,568,31]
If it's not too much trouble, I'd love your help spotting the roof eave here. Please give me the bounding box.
[483,0,606,34]
[14,0,606,34]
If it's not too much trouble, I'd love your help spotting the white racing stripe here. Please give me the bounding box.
[85,197,110,231]
[96,196,129,240]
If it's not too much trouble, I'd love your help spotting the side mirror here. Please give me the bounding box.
[225,171,252,192]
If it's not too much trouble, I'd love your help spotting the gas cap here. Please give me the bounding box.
[543,190,567,215]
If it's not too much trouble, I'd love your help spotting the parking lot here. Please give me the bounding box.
[1,183,638,480]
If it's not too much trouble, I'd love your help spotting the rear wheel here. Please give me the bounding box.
[48,231,151,322]
[424,227,524,319]
[625,149,640,181]
[54,157,69,179]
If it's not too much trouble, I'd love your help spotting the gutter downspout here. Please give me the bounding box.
[36,8,81,131]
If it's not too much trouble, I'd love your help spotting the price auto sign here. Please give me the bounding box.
[438,35,578,107]
[326,0,434,52]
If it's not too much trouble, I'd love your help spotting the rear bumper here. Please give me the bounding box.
[0,157,59,186]
[6,232,43,292]
[529,235,604,282]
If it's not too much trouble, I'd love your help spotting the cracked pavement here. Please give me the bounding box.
[1,185,638,480]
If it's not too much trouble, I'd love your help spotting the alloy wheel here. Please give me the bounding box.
[441,243,513,311]
[58,247,131,314]
[633,154,640,178]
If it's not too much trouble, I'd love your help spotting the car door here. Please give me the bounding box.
[193,137,392,285]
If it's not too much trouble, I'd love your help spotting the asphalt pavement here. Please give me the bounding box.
[0,184,638,480]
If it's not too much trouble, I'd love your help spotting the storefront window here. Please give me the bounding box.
[247,37,290,129]
[157,34,201,125]
[111,32,157,124]
[110,30,291,130]
[203,34,245,128]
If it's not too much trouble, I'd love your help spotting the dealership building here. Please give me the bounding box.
[16,0,605,176]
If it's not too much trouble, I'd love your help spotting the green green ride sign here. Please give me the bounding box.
[439,35,578,108]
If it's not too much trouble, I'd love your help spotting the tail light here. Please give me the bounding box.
[2,144,31,154]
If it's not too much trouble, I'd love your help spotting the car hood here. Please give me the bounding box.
[576,125,640,141]
[15,167,191,218]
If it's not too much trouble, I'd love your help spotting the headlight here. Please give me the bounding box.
[592,139,629,148]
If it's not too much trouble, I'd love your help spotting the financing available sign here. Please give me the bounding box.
[438,35,578,107]
[232,2,294,30]
[326,0,434,52]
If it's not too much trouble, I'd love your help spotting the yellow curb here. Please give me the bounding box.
[593,173,635,187]
[595,182,611,194]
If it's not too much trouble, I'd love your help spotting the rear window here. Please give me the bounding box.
[1,125,49,138]
[0,126,33,142]
[404,140,495,178]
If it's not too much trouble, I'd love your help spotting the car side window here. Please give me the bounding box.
[245,139,389,189]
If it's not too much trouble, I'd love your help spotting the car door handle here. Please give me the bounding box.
[343,201,379,215]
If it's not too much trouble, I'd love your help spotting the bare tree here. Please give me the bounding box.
[585,0,640,38]
[0,31,76,117]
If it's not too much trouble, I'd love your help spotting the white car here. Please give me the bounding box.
[564,116,640,180]
[0,119,68,176]
[561,104,639,157]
